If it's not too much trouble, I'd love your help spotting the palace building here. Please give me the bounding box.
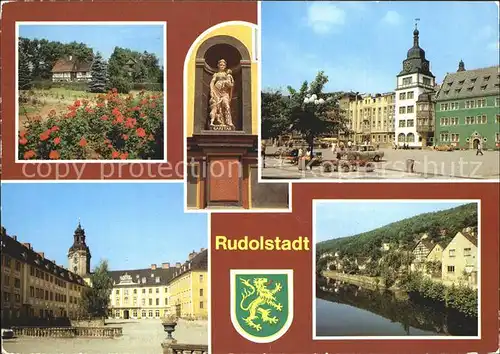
[434,63,500,150]
[394,23,436,148]
[1,226,88,327]
[108,248,208,320]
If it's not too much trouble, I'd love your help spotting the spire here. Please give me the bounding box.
[413,18,420,47]
[457,60,465,72]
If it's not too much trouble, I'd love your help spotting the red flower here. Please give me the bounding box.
[122,134,129,141]
[101,115,109,121]
[74,100,81,107]
[112,151,120,159]
[39,131,50,141]
[19,130,26,138]
[120,152,129,160]
[140,98,148,105]
[53,137,61,145]
[136,128,146,138]
[51,126,60,132]
[79,138,87,147]
[65,111,76,118]
[139,112,146,118]
[112,107,121,116]
[150,102,157,108]
[125,118,137,128]
[19,137,28,145]
[115,116,124,124]
[49,150,60,160]
[23,150,36,159]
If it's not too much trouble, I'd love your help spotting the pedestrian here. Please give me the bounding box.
[347,140,352,150]
[476,142,484,156]
[261,141,266,168]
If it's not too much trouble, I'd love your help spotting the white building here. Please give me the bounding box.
[394,24,436,148]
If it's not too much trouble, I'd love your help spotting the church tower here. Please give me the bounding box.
[394,20,436,148]
[68,221,91,277]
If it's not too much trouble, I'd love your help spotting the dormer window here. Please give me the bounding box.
[444,90,450,95]
[155,277,160,283]
[470,78,477,83]
[151,273,154,278]
[481,85,487,90]
[447,82,453,87]
[455,89,461,93]
[484,76,490,81]
[458,80,465,85]
[142,277,146,283]
[467,87,473,91]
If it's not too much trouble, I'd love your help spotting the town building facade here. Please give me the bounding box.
[51,55,92,82]
[435,63,500,150]
[1,227,87,327]
[441,230,478,285]
[346,92,396,146]
[394,25,436,148]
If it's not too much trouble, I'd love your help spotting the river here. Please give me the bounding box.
[316,277,478,337]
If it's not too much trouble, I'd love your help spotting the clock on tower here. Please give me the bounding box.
[422,62,429,71]
[404,62,412,72]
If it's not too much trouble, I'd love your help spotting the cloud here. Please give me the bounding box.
[306,2,346,35]
[381,10,402,26]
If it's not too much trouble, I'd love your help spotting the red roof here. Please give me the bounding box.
[51,56,91,73]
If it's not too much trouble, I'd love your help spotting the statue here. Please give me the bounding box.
[209,59,235,130]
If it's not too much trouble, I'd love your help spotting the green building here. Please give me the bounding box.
[435,62,500,150]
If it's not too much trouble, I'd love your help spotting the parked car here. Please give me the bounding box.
[346,145,384,162]
[2,328,14,339]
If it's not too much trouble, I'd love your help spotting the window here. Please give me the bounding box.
[407,91,414,99]
[399,120,406,127]
[165,298,168,305]
[156,298,159,306]
[402,77,412,85]
[116,297,120,304]
[450,102,459,110]
[148,310,153,318]
[155,310,160,318]
[133,297,137,305]
[398,133,406,142]
[133,289,137,294]
[116,290,120,295]
[477,98,486,107]
[480,85,487,91]
[399,92,406,100]
[481,115,487,124]
[447,265,455,273]
[496,97,500,107]
[440,103,449,111]
[440,133,449,142]
[30,286,34,297]
[449,249,456,257]
[133,310,137,318]
[464,248,472,257]
[407,119,414,127]
[423,77,431,86]
[149,299,152,306]
[200,301,204,309]
[5,256,11,267]
[496,114,500,123]
[407,105,414,114]
[142,289,145,294]
[30,266,34,276]
[458,80,465,85]
[484,76,490,81]
[142,298,145,306]
[3,292,11,302]
[199,289,204,297]
[156,288,159,293]
[142,310,146,318]
[155,277,160,283]
[15,294,21,303]
[471,78,477,83]
[15,261,21,271]
[50,292,53,301]
[399,106,406,114]
[451,134,459,142]
[124,297,128,304]
[465,116,474,124]
[45,290,49,300]
[149,288,152,294]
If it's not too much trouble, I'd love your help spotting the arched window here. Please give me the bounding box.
[407,133,415,142]
[398,133,406,142]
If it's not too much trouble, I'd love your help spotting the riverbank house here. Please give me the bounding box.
[441,230,478,286]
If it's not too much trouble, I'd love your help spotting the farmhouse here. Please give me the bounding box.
[51,55,92,82]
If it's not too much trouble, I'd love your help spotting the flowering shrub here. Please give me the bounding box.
[19,89,164,160]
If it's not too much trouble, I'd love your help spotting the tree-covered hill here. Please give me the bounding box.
[317,203,478,258]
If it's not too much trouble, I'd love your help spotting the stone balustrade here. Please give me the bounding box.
[161,319,208,354]
[12,326,122,338]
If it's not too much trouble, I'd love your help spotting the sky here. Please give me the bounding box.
[0,183,207,271]
[262,1,499,93]
[315,201,472,242]
[18,24,165,64]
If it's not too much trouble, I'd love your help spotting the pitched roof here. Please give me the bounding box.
[1,231,87,286]
[412,239,434,252]
[51,56,92,73]
[436,65,500,101]
[109,249,208,287]
[460,231,478,247]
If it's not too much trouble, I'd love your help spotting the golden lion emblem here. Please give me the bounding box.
[239,277,283,331]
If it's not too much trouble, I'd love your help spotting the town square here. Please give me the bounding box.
[261,1,499,180]
[1,183,208,354]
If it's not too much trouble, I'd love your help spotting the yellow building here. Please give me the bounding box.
[426,243,444,262]
[108,249,208,320]
[346,92,396,146]
[185,21,288,210]
[1,227,87,326]
[441,230,478,286]
[167,249,208,319]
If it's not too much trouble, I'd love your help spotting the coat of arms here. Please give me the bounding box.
[230,269,294,343]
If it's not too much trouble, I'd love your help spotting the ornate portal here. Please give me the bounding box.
[208,59,235,131]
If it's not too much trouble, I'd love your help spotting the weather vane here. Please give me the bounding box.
[415,18,420,30]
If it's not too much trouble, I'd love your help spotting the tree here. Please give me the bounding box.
[79,260,113,318]
[18,51,33,90]
[261,90,290,141]
[286,71,349,154]
[88,52,107,93]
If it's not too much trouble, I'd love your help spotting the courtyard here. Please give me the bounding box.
[262,147,500,180]
[2,318,208,354]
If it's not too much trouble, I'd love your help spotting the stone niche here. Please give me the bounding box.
[193,35,252,134]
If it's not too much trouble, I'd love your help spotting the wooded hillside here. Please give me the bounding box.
[317,203,478,258]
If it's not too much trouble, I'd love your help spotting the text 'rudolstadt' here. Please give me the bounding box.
[215,235,310,251]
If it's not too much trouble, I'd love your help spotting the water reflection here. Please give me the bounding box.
[316,276,478,337]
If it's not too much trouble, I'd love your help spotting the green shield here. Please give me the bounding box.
[230,269,294,343]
